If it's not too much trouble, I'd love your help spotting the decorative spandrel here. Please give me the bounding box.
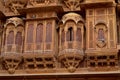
[61,0,83,11]
[3,0,27,14]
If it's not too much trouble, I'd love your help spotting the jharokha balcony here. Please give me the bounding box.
[58,12,85,72]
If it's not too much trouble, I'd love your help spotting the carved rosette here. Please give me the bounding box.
[2,54,22,74]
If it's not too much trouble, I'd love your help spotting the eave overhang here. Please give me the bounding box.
[18,4,64,15]
[80,1,116,9]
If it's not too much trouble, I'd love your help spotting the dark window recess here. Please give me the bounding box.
[109,55,115,59]
[7,31,14,45]
[67,27,74,41]
[103,62,107,66]
[90,62,95,67]
[28,64,34,69]
[98,62,102,66]
[46,64,54,68]
[110,62,115,66]
[61,30,65,43]
[37,64,44,68]
[89,56,95,60]
[45,58,52,61]
[36,23,43,43]
[103,56,107,59]
[35,58,43,61]
[26,59,33,62]
[97,56,107,60]
[97,56,102,59]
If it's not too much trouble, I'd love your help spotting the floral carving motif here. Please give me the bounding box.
[63,0,82,11]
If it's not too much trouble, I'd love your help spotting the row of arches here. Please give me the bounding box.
[7,31,22,45]
[27,22,52,44]
[1,13,108,54]
[61,23,83,42]
[3,24,24,53]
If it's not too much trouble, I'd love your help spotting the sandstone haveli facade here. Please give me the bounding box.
[0,0,120,80]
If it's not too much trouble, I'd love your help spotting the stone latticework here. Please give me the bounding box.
[0,0,120,80]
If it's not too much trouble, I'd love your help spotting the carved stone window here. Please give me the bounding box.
[98,28,105,41]
[66,27,74,41]
[36,23,43,43]
[76,28,82,42]
[15,32,22,45]
[95,23,107,48]
[27,24,34,43]
[7,31,14,45]
[46,22,52,42]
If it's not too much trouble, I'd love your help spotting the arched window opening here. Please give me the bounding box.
[76,28,82,42]
[15,32,22,45]
[46,22,52,42]
[36,23,43,43]
[98,28,105,41]
[27,24,34,43]
[4,33,6,45]
[66,27,74,41]
[61,29,65,43]
[7,31,14,45]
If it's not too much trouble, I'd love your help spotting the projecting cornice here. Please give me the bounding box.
[80,0,116,9]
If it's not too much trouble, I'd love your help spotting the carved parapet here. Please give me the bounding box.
[1,53,22,74]
[28,0,56,7]
[58,49,84,73]
[62,12,84,24]
[23,53,56,71]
